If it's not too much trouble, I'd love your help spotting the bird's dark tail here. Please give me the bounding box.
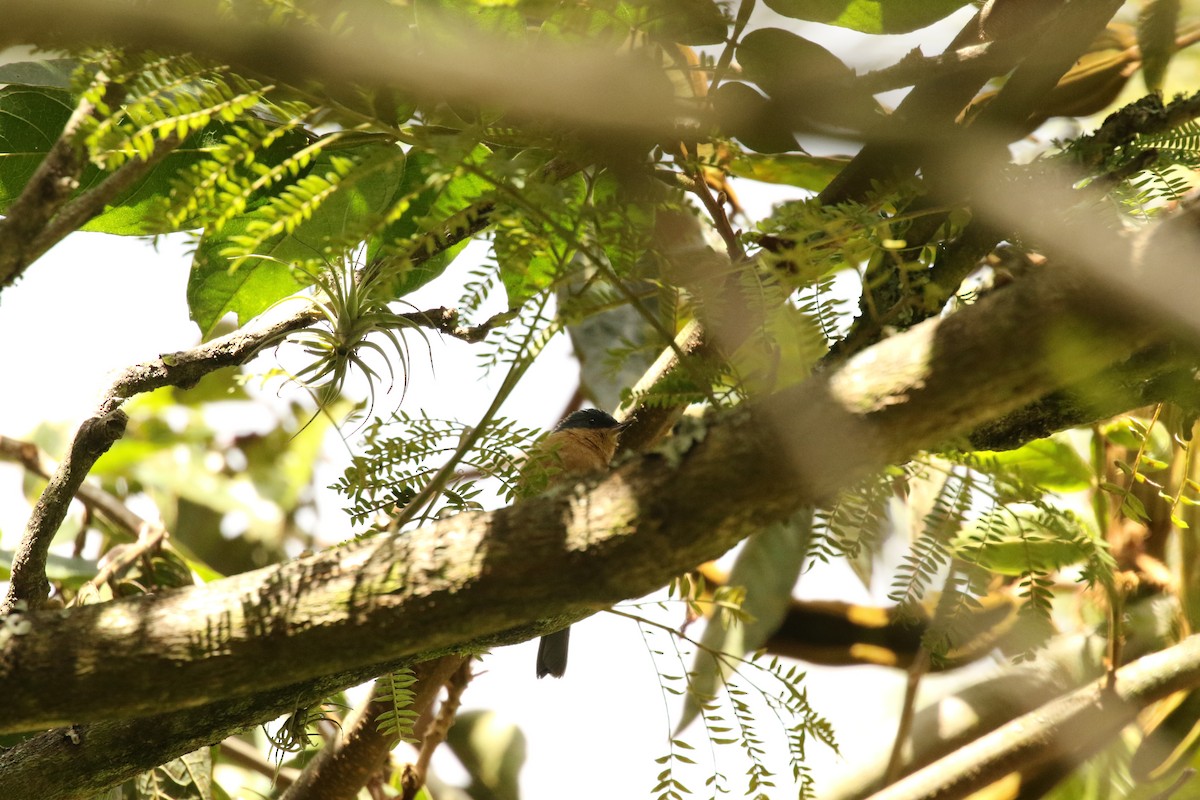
[536,628,571,678]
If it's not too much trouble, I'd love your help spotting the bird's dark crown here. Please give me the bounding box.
[555,408,623,431]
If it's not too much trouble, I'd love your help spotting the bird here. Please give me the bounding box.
[517,408,630,678]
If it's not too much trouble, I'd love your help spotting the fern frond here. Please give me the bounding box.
[374,668,419,745]
[811,469,896,564]
[888,471,973,614]
[331,411,537,526]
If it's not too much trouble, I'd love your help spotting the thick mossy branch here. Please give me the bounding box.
[0,257,1164,737]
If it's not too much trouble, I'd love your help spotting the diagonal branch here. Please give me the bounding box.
[0,97,97,290]
[1,409,128,614]
[0,99,184,294]
[279,656,469,800]
[0,435,144,536]
[866,635,1200,800]
[0,208,1189,796]
[1,249,1164,733]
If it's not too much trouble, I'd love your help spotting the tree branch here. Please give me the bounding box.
[0,658,406,800]
[1,251,1164,735]
[26,131,183,263]
[0,435,146,536]
[400,658,472,800]
[0,99,184,294]
[866,634,1200,800]
[0,97,97,290]
[280,656,468,800]
[1,409,127,614]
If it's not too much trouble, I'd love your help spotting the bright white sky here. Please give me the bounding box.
[0,7,1062,799]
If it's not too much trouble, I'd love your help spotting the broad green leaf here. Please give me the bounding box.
[368,146,493,301]
[0,86,314,236]
[0,58,78,89]
[732,302,827,394]
[417,0,527,40]
[84,122,315,235]
[951,509,1092,576]
[0,550,98,585]
[445,710,527,800]
[0,87,79,209]
[762,0,971,34]
[1103,416,1173,464]
[1138,0,1181,94]
[737,28,877,129]
[188,141,406,336]
[711,82,798,154]
[537,0,632,46]
[242,399,351,510]
[495,172,587,306]
[728,152,850,191]
[974,437,1092,493]
[188,226,309,337]
[135,747,213,800]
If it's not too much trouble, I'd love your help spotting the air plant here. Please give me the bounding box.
[258,251,431,420]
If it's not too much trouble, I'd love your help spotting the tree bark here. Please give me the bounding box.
[1,255,1163,737]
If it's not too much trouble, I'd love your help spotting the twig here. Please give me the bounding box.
[69,523,167,606]
[1149,768,1197,800]
[218,735,302,788]
[0,93,184,294]
[0,435,145,536]
[883,648,930,787]
[28,132,183,264]
[279,656,467,800]
[1,409,127,614]
[855,39,1015,97]
[398,307,516,344]
[0,97,97,291]
[401,659,472,800]
[683,158,745,265]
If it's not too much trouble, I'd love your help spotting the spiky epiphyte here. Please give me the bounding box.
[260,252,430,417]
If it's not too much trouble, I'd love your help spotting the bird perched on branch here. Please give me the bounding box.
[517,408,630,678]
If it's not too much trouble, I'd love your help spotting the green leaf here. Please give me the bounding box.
[0,58,78,89]
[85,122,315,236]
[188,225,309,336]
[973,437,1092,493]
[135,746,213,800]
[737,28,877,129]
[762,0,971,34]
[727,152,850,191]
[0,550,98,585]
[495,172,587,306]
[445,710,527,800]
[189,141,406,335]
[951,509,1092,576]
[0,87,78,210]
[1138,0,1180,94]
[0,86,316,236]
[617,0,729,45]
[368,146,493,301]
[711,82,798,154]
